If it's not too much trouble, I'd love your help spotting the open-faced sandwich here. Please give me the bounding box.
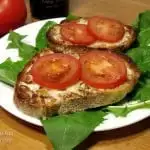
[14,47,140,117]
[13,15,141,118]
[47,16,136,51]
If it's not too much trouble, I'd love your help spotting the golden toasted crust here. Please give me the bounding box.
[47,18,136,51]
[14,48,140,117]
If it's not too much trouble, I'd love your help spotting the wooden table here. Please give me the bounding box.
[0,0,150,149]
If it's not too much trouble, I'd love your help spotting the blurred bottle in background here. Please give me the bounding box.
[29,0,69,20]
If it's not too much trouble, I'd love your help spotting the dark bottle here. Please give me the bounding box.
[29,0,69,20]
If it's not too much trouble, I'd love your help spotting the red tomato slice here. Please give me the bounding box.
[31,53,81,89]
[61,22,96,44]
[88,16,125,42]
[80,50,127,89]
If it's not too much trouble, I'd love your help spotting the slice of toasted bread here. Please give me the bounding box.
[47,18,136,51]
[14,48,140,117]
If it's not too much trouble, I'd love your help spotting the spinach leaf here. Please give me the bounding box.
[137,28,150,46]
[66,14,80,21]
[131,11,150,47]
[0,31,37,86]
[127,47,150,72]
[110,10,150,116]
[133,84,150,101]
[107,100,150,117]
[131,74,150,101]
[41,111,105,150]
[132,10,150,31]
[7,31,37,61]
[36,21,57,49]
[138,10,150,31]
[0,58,27,86]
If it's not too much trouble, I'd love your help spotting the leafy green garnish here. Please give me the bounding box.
[137,10,150,31]
[133,85,150,102]
[137,28,150,46]
[0,58,26,86]
[66,14,80,21]
[127,47,150,72]
[0,31,37,86]
[36,21,57,49]
[7,31,37,60]
[107,100,150,117]
[41,111,105,150]
[131,75,150,101]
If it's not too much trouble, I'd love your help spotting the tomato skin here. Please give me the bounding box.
[31,53,81,90]
[80,50,127,89]
[0,0,27,36]
[88,16,125,43]
[61,22,96,45]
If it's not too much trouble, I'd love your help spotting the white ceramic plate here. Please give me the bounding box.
[0,18,150,131]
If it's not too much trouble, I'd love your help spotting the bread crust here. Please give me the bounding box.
[14,48,140,117]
